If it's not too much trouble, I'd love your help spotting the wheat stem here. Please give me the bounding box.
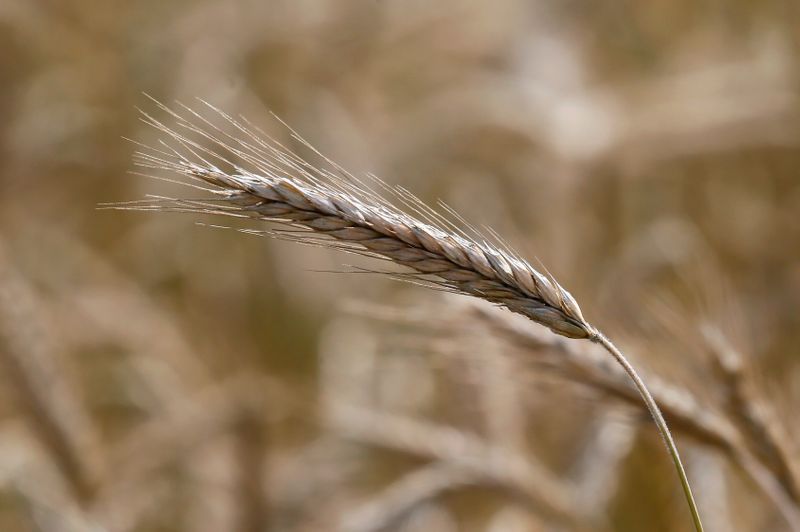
[591,332,704,532]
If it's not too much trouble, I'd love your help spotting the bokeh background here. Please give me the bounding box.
[0,1,799,531]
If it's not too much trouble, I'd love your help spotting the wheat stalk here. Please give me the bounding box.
[470,302,800,530]
[115,98,704,530]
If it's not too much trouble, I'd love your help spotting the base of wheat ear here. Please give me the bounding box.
[115,98,704,532]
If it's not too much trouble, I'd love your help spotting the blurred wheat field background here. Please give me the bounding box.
[0,1,799,531]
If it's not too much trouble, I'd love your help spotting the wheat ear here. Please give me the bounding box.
[116,99,704,530]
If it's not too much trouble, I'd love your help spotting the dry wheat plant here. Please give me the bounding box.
[1,1,800,531]
[117,98,711,529]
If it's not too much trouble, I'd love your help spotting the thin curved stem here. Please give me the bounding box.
[591,332,704,532]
